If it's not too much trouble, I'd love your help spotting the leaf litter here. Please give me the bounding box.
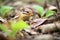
[0,0,60,40]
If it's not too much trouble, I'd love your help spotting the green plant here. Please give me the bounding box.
[45,10,55,18]
[0,6,13,18]
[33,5,44,17]
[36,0,44,3]
[0,20,29,38]
[33,5,55,18]
[0,24,9,34]
[10,20,29,37]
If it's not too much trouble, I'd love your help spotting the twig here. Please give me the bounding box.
[55,0,60,11]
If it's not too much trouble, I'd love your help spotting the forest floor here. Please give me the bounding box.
[0,0,60,40]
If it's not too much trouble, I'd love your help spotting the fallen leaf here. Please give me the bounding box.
[30,18,47,28]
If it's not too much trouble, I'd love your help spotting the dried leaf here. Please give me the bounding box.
[30,18,47,28]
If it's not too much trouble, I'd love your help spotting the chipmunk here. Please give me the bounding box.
[15,7,32,21]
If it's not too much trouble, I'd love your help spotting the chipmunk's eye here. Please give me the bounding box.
[25,11,29,13]
[23,10,29,14]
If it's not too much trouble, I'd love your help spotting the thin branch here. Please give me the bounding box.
[55,0,60,11]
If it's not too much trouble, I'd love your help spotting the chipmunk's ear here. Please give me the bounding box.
[15,10,22,16]
[20,7,25,11]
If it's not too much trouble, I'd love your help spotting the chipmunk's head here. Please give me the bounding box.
[20,7,32,17]
[15,7,33,20]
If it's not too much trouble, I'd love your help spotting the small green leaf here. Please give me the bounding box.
[0,6,13,18]
[11,20,29,31]
[11,20,29,37]
[36,0,44,3]
[45,10,55,18]
[0,24,9,34]
[33,5,44,17]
